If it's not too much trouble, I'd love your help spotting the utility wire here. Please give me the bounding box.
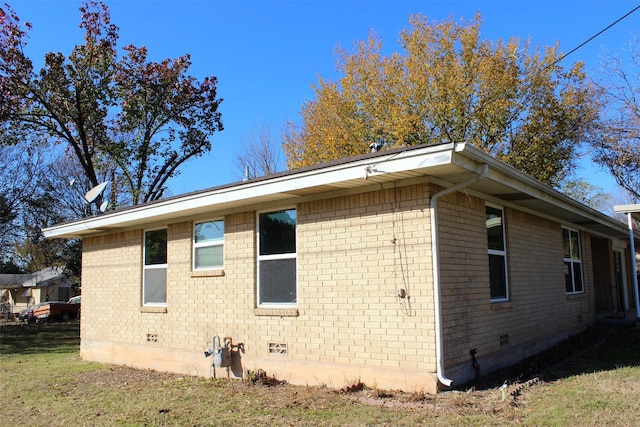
[552,4,640,67]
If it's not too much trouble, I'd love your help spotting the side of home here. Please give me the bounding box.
[44,143,635,392]
[438,192,602,383]
[80,181,440,391]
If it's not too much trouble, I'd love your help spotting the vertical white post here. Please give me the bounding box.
[627,212,640,319]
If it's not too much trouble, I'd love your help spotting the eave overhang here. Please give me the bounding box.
[614,204,640,223]
[43,142,631,242]
[613,204,640,245]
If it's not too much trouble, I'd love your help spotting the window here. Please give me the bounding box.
[258,209,297,305]
[144,228,167,306]
[563,227,583,293]
[486,206,508,301]
[194,220,224,270]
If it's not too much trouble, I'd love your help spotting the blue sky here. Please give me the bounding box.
[8,1,640,199]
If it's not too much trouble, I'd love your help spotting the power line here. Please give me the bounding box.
[553,4,640,67]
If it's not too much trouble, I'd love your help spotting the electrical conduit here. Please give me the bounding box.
[430,163,489,387]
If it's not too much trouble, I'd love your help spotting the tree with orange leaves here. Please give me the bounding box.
[283,14,600,188]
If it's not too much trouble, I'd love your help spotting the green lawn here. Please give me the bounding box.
[2,322,640,426]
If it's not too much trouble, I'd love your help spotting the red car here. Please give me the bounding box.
[18,302,47,324]
[33,300,80,323]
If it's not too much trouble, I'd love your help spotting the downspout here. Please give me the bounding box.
[430,163,489,387]
[626,213,640,319]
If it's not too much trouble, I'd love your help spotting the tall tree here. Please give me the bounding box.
[0,2,223,208]
[0,143,43,264]
[13,180,68,272]
[562,180,611,212]
[233,123,282,180]
[48,153,111,218]
[0,142,80,274]
[283,14,601,188]
[591,39,640,201]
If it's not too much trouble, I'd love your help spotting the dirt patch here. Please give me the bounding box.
[30,323,635,417]
[80,366,181,388]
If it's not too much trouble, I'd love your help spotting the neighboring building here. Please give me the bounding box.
[0,267,75,317]
[43,143,637,393]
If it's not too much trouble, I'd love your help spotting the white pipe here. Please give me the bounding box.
[627,213,640,319]
[430,163,489,387]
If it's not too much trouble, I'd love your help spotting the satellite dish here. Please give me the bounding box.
[99,201,109,213]
[84,181,109,203]
[369,141,384,153]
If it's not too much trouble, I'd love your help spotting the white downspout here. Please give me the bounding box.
[430,163,489,387]
[626,213,640,319]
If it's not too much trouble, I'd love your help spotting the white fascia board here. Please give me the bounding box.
[614,204,640,227]
[44,144,456,238]
[614,204,640,214]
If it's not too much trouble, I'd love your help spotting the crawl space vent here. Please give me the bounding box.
[269,342,287,354]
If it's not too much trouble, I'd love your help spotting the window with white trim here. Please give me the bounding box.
[563,227,583,293]
[486,205,508,301]
[143,228,167,306]
[193,220,224,270]
[257,209,297,305]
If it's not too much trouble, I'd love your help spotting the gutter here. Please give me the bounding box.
[430,163,489,387]
[43,143,455,239]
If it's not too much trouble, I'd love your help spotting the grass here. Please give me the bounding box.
[2,322,640,426]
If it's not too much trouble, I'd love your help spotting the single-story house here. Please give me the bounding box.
[0,267,76,317]
[43,142,638,393]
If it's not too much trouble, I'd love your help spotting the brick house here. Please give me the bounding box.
[43,142,636,393]
[0,267,76,318]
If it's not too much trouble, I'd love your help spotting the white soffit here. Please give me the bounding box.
[43,144,457,238]
[43,142,630,241]
[614,204,640,223]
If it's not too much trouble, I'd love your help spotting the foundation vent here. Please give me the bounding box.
[500,334,509,346]
[147,333,158,343]
[269,342,287,354]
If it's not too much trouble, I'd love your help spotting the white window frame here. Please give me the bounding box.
[193,219,224,271]
[486,204,509,302]
[563,226,584,294]
[143,227,167,307]
[257,208,297,307]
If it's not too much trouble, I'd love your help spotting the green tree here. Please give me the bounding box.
[0,2,223,208]
[283,14,600,187]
